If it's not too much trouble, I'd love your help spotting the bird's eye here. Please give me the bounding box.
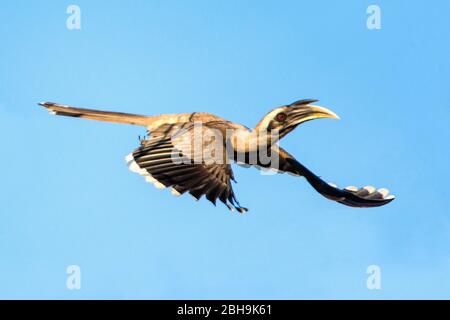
[275,112,287,122]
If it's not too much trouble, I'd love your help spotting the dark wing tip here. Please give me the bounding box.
[284,157,395,208]
[330,184,396,208]
[236,207,249,213]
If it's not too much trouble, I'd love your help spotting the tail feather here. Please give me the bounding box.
[38,102,153,126]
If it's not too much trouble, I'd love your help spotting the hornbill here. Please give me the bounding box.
[39,99,395,212]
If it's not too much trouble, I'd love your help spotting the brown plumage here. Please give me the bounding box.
[39,100,395,212]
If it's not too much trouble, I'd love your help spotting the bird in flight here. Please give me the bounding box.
[39,99,395,212]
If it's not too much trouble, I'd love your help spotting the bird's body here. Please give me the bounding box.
[39,99,395,212]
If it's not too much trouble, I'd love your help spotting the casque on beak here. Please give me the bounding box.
[288,105,340,127]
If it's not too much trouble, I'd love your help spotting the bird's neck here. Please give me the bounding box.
[230,127,279,153]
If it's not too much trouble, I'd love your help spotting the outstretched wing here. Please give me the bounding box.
[126,124,247,213]
[275,148,395,208]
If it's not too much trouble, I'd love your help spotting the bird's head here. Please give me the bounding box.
[254,99,340,143]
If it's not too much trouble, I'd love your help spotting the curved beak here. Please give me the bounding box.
[289,105,340,126]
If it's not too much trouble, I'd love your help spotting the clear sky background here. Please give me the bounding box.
[0,1,449,299]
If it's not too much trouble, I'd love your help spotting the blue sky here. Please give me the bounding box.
[0,0,449,299]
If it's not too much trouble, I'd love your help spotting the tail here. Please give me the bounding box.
[38,102,153,126]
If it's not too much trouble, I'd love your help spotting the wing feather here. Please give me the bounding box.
[127,124,247,212]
